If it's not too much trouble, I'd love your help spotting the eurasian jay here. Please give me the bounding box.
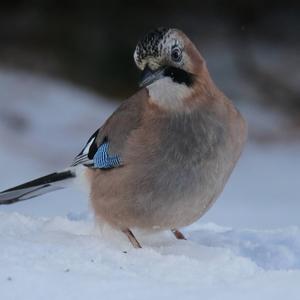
[0,28,247,248]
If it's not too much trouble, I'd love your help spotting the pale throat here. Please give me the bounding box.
[146,77,193,110]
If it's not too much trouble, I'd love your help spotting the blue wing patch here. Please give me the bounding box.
[93,141,121,169]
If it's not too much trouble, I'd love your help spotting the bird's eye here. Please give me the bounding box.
[171,47,182,62]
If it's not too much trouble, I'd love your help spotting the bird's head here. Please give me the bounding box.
[134,28,211,109]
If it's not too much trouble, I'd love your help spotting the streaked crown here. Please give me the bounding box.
[134,28,188,70]
[134,28,168,68]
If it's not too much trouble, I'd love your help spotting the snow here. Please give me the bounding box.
[0,69,299,299]
[1,213,300,300]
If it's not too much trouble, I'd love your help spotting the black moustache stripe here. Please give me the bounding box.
[163,67,195,87]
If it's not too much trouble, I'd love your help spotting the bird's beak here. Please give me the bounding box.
[139,65,166,88]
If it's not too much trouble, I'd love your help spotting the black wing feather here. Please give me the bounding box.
[72,129,100,166]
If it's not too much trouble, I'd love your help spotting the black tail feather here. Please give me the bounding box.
[0,170,75,205]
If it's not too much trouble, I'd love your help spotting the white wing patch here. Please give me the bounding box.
[71,129,99,167]
[82,136,96,155]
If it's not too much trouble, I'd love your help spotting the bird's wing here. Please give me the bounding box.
[71,88,148,169]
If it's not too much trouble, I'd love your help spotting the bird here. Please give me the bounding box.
[0,28,247,248]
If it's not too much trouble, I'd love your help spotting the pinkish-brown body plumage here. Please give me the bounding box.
[87,29,247,245]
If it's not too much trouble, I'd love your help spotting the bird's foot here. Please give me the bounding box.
[171,229,187,240]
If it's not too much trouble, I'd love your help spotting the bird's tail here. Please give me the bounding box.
[0,169,76,205]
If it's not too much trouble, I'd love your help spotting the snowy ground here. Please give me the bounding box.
[0,69,299,299]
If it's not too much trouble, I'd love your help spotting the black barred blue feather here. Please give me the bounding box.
[93,142,121,169]
[72,131,121,169]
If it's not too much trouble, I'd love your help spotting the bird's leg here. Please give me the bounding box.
[171,229,187,240]
[122,228,142,248]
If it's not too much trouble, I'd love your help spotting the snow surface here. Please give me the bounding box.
[0,69,299,299]
[1,212,300,300]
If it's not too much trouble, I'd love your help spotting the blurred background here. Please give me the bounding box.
[0,0,299,229]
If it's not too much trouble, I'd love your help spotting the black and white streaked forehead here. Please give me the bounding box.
[134,28,184,70]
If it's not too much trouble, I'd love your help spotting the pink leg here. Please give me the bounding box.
[122,228,142,248]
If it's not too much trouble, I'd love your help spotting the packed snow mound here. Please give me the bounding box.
[1,212,300,300]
